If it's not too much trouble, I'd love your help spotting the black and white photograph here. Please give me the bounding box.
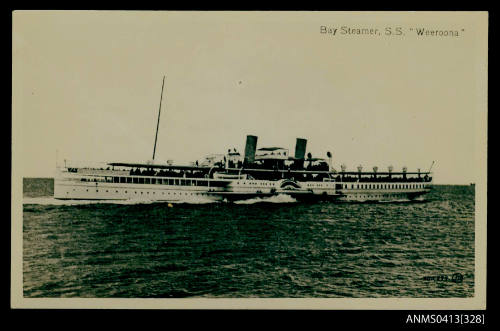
[11,11,487,310]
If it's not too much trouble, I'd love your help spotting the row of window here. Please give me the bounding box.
[80,176,212,186]
[347,194,404,199]
[342,183,426,190]
[235,181,276,186]
[74,188,211,196]
[79,176,277,187]
[306,183,332,188]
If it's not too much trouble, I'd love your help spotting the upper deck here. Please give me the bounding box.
[61,162,432,184]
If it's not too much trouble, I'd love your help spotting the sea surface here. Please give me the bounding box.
[22,178,475,298]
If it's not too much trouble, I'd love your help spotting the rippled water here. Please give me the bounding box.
[23,179,474,298]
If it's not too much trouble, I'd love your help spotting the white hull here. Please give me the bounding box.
[54,167,432,203]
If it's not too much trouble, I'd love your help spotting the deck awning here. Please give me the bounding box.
[107,162,220,171]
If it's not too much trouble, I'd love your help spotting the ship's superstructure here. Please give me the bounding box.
[54,135,433,202]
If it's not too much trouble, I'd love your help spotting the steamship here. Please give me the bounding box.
[54,134,433,202]
[54,77,433,202]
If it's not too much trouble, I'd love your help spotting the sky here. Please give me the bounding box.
[13,11,487,184]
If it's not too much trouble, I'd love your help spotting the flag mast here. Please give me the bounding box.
[152,76,166,161]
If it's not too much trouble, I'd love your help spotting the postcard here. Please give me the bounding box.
[12,10,487,311]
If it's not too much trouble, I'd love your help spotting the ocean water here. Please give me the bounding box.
[22,178,475,298]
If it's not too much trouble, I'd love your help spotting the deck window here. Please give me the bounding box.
[145,178,150,184]
[133,177,139,184]
[127,177,132,183]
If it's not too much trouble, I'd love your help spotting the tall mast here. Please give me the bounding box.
[152,76,166,161]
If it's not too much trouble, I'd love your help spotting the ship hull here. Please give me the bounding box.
[336,190,430,202]
[54,169,432,203]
